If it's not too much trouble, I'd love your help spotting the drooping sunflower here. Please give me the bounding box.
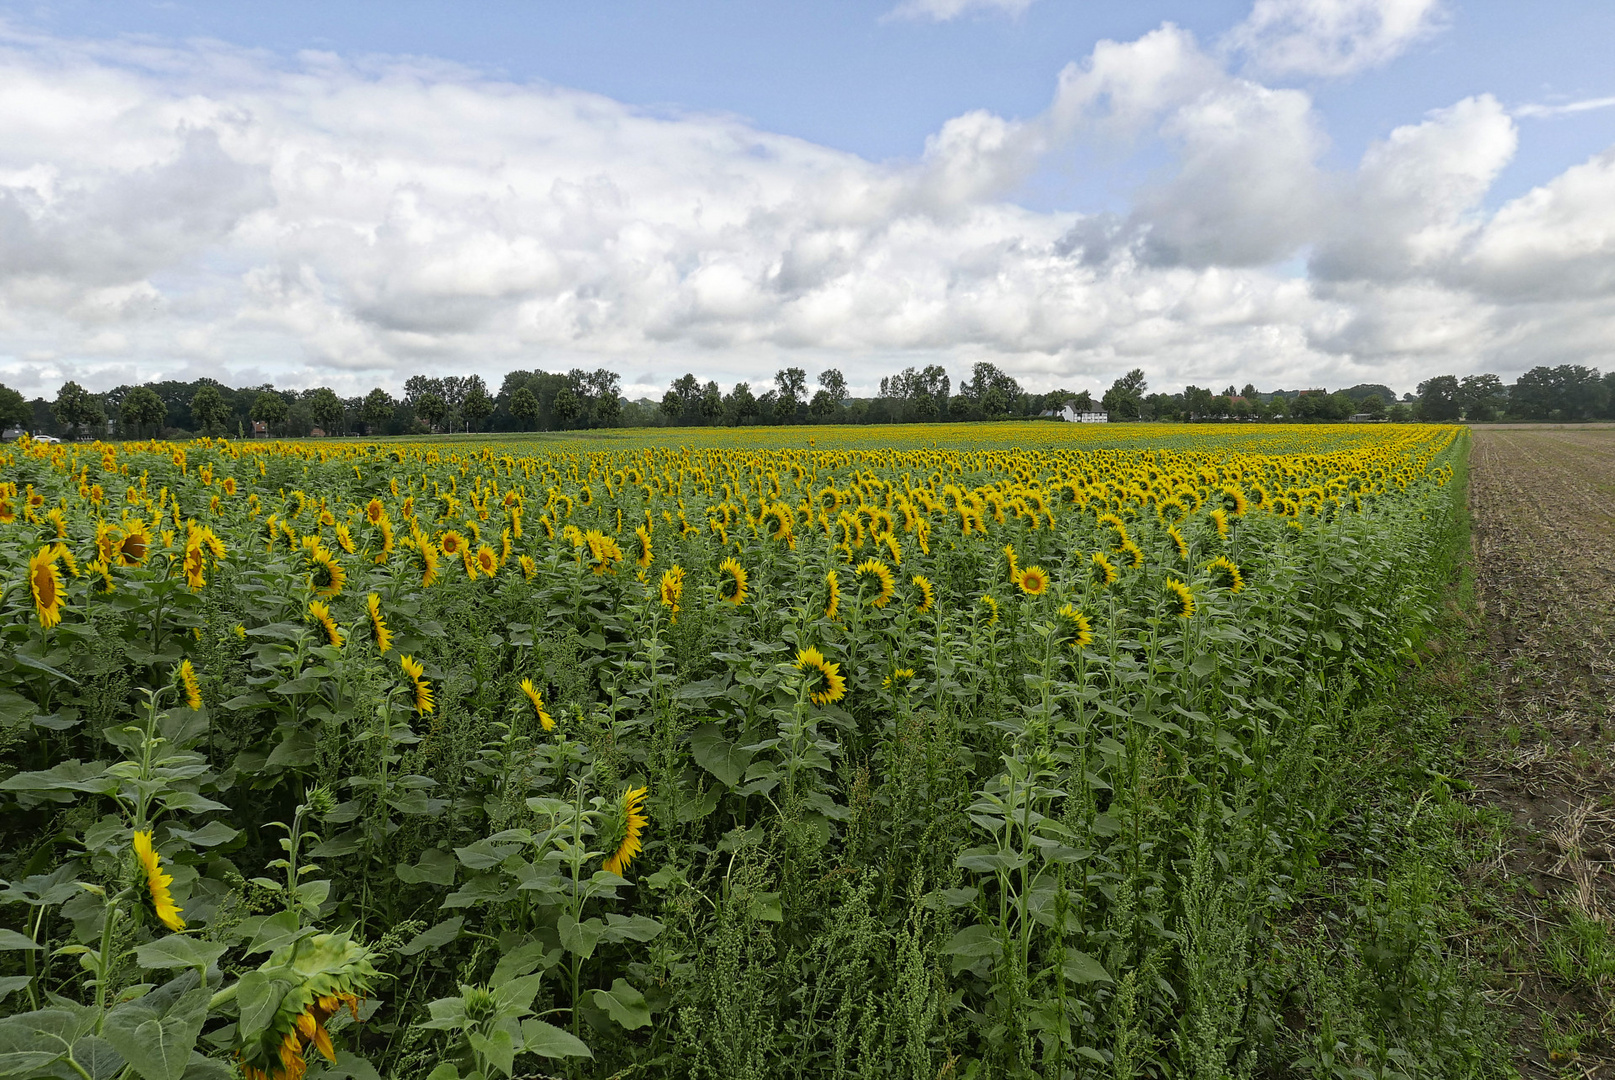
[659,565,685,622]
[823,569,841,620]
[236,932,377,1080]
[1056,604,1094,651]
[911,574,935,613]
[1017,565,1049,596]
[474,544,499,578]
[400,654,434,714]
[309,600,344,648]
[978,593,1000,625]
[1002,543,1019,584]
[520,677,555,731]
[1206,555,1245,593]
[602,786,649,877]
[366,593,393,653]
[717,557,748,606]
[308,545,345,600]
[178,659,203,709]
[1167,526,1190,563]
[1090,552,1119,588]
[29,546,63,630]
[854,558,895,608]
[1165,578,1196,619]
[795,645,848,706]
[132,830,185,931]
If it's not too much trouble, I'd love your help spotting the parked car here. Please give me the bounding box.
[32,434,60,443]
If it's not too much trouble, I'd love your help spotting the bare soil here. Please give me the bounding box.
[1461,427,1615,1075]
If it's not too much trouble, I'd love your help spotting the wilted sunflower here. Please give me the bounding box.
[366,593,392,653]
[911,574,935,613]
[1017,565,1049,596]
[1206,555,1244,593]
[1056,604,1094,651]
[308,601,344,648]
[178,659,203,709]
[602,786,649,877]
[717,557,748,606]
[28,546,63,630]
[236,932,377,1080]
[308,544,345,599]
[520,677,555,731]
[823,570,841,620]
[659,565,685,622]
[132,830,185,931]
[400,655,433,714]
[854,558,895,607]
[1090,552,1119,588]
[1165,578,1196,619]
[795,645,847,706]
[474,544,499,578]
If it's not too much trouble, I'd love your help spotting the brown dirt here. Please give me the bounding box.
[1461,427,1615,1075]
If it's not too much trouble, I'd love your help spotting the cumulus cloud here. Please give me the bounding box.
[1225,0,1446,78]
[0,7,1610,402]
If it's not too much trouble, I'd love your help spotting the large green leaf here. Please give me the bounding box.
[518,1019,592,1060]
[135,937,227,973]
[101,988,207,1080]
[591,979,651,1031]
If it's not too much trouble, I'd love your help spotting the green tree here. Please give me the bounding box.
[1102,369,1147,419]
[775,367,807,423]
[817,368,848,408]
[554,386,583,429]
[462,378,494,432]
[308,387,345,434]
[361,388,395,432]
[52,380,105,440]
[1360,393,1387,420]
[190,384,232,434]
[1415,375,1461,421]
[251,391,290,435]
[415,392,448,432]
[0,383,29,432]
[723,382,757,425]
[123,386,168,437]
[510,386,540,430]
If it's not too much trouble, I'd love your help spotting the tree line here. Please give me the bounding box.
[1,362,1611,440]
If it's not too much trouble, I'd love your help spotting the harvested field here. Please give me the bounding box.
[1463,427,1615,1075]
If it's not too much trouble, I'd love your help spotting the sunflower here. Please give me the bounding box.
[437,530,466,559]
[795,645,848,706]
[1090,552,1119,588]
[50,542,80,579]
[1118,540,1145,570]
[823,570,841,620]
[602,786,649,877]
[365,498,387,526]
[366,593,393,652]
[95,520,121,564]
[309,600,344,648]
[87,558,115,594]
[1003,543,1019,584]
[659,565,685,622]
[474,544,499,578]
[1209,508,1230,540]
[334,523,356,555]
[308,545,345,599]
[583,529,623,576]
[1220,485,1248,517]
[1167,526,1189,563]
[854,558,895,607]
[911,574,935,613]
[519,554,537,581]
[400,655,434,714]
[978,593,1000,625]
[132,830,185,931]
[881,668,916,690]
[416,539,440,587]
[182,533,209,590]
[29,547,63,630]
[520,677,555,731]
[1206,555,1244,593]
[717,557,748,606]
[236,932,376,1080]
[1056,604,1094,651]
[178,659,203,709]
[1017,565,1049,596]
[1165,578,1196,619]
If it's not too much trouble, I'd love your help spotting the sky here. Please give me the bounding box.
[0,0,1612,403]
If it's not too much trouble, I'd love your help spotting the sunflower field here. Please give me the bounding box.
[0,422,1471,1079]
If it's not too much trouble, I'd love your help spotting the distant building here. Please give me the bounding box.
[309,427,327,438]
[1053,405,1109,423]
[251,420,269,437]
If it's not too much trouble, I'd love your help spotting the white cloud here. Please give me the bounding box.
[882,0,1037,24]
[1514,95,1615,119]
[1225,0,1446,78]
[0,16,1610,404]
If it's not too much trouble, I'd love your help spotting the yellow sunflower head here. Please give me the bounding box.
[823,570,841,620]
[177,659,203,710]
[1056,604,1094,651]
[366,593,393,653]
[1017,565,1049,596]
[602,786,649,877]
[1090,552,1118,588]
[1206,555,1244,593]
[132,830,185,931]
[854,558,895,608]
[400,654,433,714]
[717,557,748,606]
[308,600,345,648]
[28,546,63,630]
[1165,578,1196,619]
[795,645,848,707]
[520,677,555,731]
[911,574,935,613]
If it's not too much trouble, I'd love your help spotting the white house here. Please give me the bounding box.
[1054,405,1109,423]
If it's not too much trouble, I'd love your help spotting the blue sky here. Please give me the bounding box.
[0,0,1612,399]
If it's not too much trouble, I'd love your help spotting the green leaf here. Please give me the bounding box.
[397,917,464,957]
[395,848,456,886]
[557,915,604,959]
[0,931,39,951]
[601,913,664,942]
[71,1035,126,1080]
[746,892,783,923]
[135,937,227,973]
[467,1028,516,1078]
[101,988,207,1080]
[234,972,294,1041]
[689,724,751,788]
[0,976,34,997]
[518,1019,592,1060]
[1061,951,1112,985]
[167,822,240,848]
[1188,654,1217,677]
[941,924,1001,961]
[591,979,651,1031]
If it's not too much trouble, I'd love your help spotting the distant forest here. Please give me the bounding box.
[0,361,1611,440]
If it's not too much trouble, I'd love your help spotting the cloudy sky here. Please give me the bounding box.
[0,0,1611,402]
